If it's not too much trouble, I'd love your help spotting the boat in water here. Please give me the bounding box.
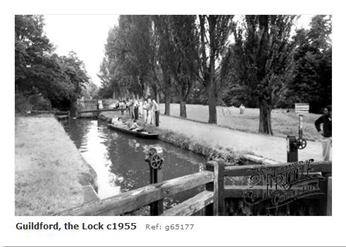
[107,124,159,139]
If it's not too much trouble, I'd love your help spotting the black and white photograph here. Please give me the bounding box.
[14,13,333,216]
[2,0,346,246]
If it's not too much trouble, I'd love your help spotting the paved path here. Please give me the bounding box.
[158,115,325,163]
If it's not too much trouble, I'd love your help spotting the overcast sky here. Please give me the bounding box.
[43,15,119,86]
[43,15,313,87]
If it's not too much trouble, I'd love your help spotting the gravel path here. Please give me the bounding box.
[158,115,325,163]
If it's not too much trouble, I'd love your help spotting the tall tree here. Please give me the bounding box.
[198,15,233,124]
[169,15,199,118]
[152,15,174,115]
[100,16,157,100]
[229,15,297,134]
[119,15,154,98]
[289,15,332,113]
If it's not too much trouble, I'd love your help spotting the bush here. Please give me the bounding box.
[15,92,32,113]
[15,91,52,113]
[29,94,52,110]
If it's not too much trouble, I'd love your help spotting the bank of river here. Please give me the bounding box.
[15,115,97,216]
[62,118,206,211]
[14,111,262,216]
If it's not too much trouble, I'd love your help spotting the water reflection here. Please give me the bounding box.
[79,121,121,199]
[63,119,206,205]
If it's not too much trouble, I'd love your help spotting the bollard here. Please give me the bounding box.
[287,135,298,162]
[286,115,307,162]
[145,146,164,215]
[298,115,303,139]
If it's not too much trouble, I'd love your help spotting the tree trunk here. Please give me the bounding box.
[207,16,217,124]
[259,98,273,135]
[179,86,187,118]
[207,80,217,124]
[207,44,217,123]
[180,100,187,118]
[165,95,171,116]
[164,74,171,116]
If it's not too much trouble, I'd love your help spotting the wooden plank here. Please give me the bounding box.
[56,115,69,120]
[162,191,214,216]
[327,177,332,216]
[224,161,332,177]
[78,109,124,114]
[31,110,69,114]
[55,171,214,216]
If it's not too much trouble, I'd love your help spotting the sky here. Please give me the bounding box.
[43,15,313,87]
[43,15,119,86]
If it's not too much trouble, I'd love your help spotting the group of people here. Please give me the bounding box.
[109,97,160,134]
[111,99,331,161]
[110,116,144,132]
[120,98,160,127]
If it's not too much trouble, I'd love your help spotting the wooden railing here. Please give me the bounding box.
[223,160,332,215]
[56,160,332,216]
[30,110,70,120]
[77,108,124,114]
[56,161,220,216]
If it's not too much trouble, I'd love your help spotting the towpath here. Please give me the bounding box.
[158,115,325,163]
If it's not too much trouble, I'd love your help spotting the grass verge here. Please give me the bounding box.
[100,112,254,166]
[15,114,97,215]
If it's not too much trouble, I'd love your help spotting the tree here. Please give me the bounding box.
[15,15,90,111]
[118,15,155,98]
[168,15,199,118]
[99,16,157,100]
[152,15,174,115]
[198,15,233,124]
[288,15,332,113]
[81,81,99,99]
[15,15,54,92]
[229,15,297,134]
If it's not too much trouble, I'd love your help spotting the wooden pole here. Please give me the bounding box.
[205,160,225,216]
[320,171,332,216]
[287,135,298,162]
[146,147,164,216]
[149,167,164,215]
[327,177,332,216]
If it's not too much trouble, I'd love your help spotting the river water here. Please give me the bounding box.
[62,119,206,209]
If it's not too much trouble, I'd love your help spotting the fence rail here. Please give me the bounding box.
[56,170,214,216]
[56,160,332,216]
[77,108,124,114]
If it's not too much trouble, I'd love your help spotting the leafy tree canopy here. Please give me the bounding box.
[15,15,90,110]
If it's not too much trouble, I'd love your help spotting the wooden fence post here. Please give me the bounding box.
[321,171,332,216]
[327,177,332,216]
[205,160,225,216]
[287,136,298,162]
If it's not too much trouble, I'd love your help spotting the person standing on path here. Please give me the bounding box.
[134,100,139,121]
[239,104,245,114]
[315,105,332,161]
[152,99,160,126]
[147,98,153,124]
[143,100,148,122]
[139,100,143,118]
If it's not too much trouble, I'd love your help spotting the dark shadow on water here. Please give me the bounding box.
[62,119,206,208]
